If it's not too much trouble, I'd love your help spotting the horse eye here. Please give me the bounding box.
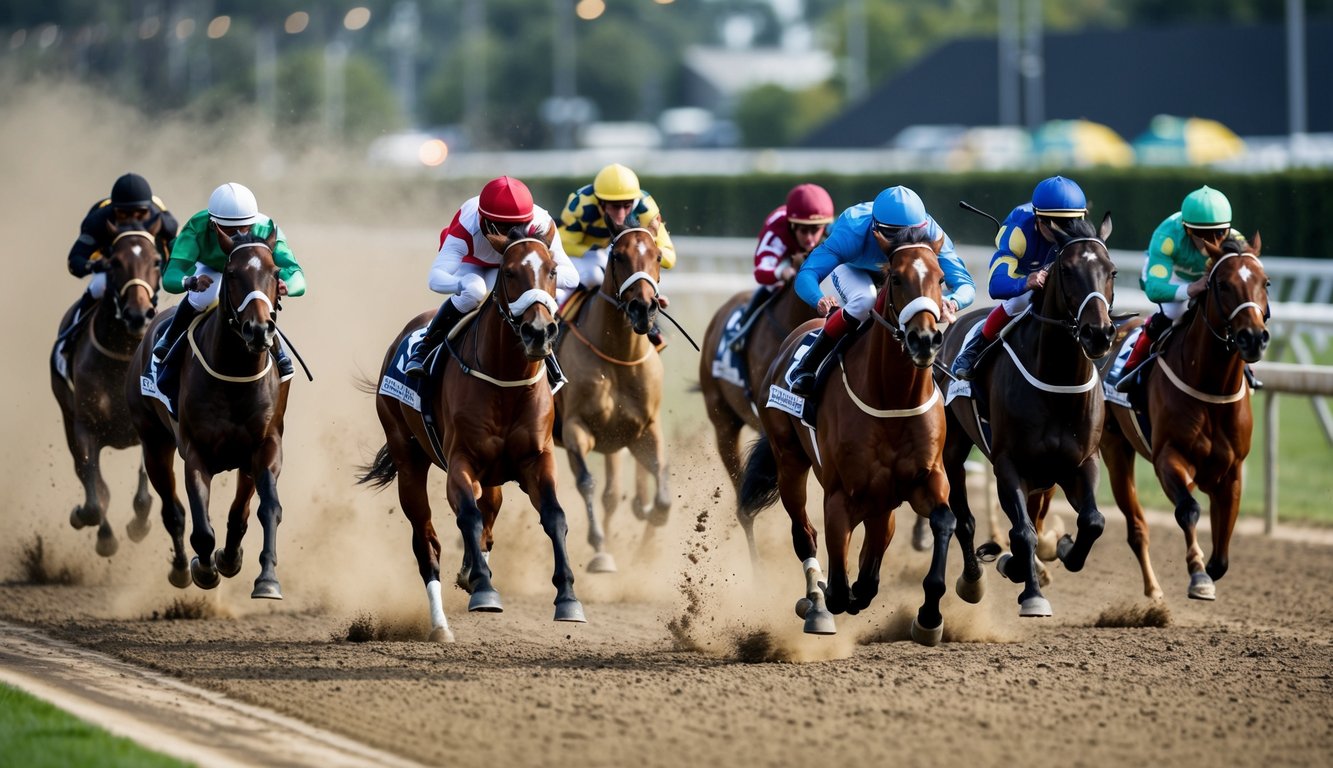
[1111,270,1118,279]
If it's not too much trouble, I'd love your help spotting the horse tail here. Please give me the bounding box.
[356,444,398,489]
[739,434,780,517]
[353,372,379,396]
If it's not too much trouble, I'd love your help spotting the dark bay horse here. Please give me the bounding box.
[127,230,291,599]
[555,224,668,573]
[1100,233,1269,601]
[935,215,1116,618]
[698,261,817,563]
[359,225,584,642]
[51,220,161,557]
[739,228,978,645]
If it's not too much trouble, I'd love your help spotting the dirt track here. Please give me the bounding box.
[2,83,1331,767]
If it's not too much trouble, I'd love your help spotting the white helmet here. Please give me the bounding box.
[208,182,259,226]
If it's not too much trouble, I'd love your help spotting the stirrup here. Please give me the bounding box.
[404,352,429,378]
[1245,366,1263,391]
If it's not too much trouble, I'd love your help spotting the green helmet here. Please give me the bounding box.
[1181,185,1232,230]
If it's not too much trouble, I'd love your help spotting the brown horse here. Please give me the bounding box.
[698,263,817,563]
[935,215,1116,618]
[555,224,667,573]
[127,230,291,598]
[738,227,977,644]
[359,225,584,642]
[51,219,162,557]
[1100,233,1269,601]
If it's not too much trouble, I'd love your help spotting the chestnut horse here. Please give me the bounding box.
[555,224,667,573]
[1100,233,1269,601]
[935,215,1116,618]
[127,230,290,599]
[698,263,816,564]
[739,227,978,644]
[51,219,161,557]
[359,226,584,642]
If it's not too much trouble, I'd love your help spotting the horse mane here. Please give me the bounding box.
[879,225,936,278]
[1219,236,1246,256]
[227,231,270,253]
[1049,217,1099,247]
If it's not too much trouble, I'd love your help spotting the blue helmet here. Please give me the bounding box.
[1031,176,1087,218]
[872,186,928,228]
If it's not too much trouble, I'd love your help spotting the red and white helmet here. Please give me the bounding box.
[785,183,835,225]
[478,176,534,223]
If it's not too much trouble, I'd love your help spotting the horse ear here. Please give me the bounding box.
[1187,232,1215,257]
[872,228,892,252]
[644,215,661,237]
[265,228,278,252]
[532,219,556,248]
[146,216,163,236]
[1250,231,1262,256]
[1042,218,1067,242]
[216,226,235,253]
[931,233,945,253]
[1098,211,1113,243]
[105,217,119,238]
[483,231,509,253]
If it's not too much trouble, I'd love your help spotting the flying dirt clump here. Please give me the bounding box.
[1093,601,1172,628]
[17,535,84,585]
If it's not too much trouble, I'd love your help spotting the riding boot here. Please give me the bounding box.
[728,287,769,353]
[789,310,852,397]
[647,325,664,346]
[952,305,1010,380]
[545,354,567,394]
[153,301,201,362]
[405,299,467,378]
[1245,365,1263,391]
[57,289,99,359]
[1115,313,1167,393]
[272,341,295,379]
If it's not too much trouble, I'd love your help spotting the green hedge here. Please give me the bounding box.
[524,168,1333,258]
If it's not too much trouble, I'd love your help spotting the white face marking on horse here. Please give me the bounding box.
[521,252,543,284]
[912,257,927,281]
[131,245,142,256]
[1082,248,1098,262]
[1238,265,1253,284]
[247,255,263,270]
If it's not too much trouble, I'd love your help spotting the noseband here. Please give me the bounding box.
[1030,237,1113,337]
[1198,251,1268,350]
[494,238,559,333]
[221,241,278,336]
[872,243,942,341]
[601,227,661,312]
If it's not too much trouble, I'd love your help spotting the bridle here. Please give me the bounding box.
[1197,250,1270,350]
[870,243,942,342]
[106,229,160,321]
[219,241,279,340]
[599,227,661,313]
[1028,236,1114,340]
[490,237,559,337]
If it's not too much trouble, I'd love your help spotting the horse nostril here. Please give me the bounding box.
[931,330,943,347]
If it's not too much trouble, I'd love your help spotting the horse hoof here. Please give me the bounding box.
[428,626,455,643]
[910,617,943,647]
[976,541,1002,563]
[955,571,986,604]
[468,589,503,613]
[1018,595,1052,617]
[125,517,151,543]
[95,530,119,558]
[167,567,192,589]
[803,607,837,635]
[215,547,243,578]
[251,578,283,600]
[69,507,90,530]
[996,553,1017,581]
[190,557,220,590]
[586,552,617,573]
[795,597,812,619]
[1188,572,1216,601]
[554,600,587,623]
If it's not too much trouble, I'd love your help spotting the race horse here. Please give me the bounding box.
[554,224,668,573]
[738,227,981,644]
[935,214,1116,618]
[51,219,161,557]
[358,225,584,642]
[698,258,817,564]
[1100,233,1269,601]
[126,229,291,599]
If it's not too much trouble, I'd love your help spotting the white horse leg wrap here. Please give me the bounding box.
[426,579,448,633]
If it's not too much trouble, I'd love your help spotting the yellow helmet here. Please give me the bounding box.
[593,163,641,202]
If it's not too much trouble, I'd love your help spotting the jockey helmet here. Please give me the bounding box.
[1032,176,1087,218]
[208,182,259,226]
[1181,185,1232,230]
[785,184,835,225]
[593,163,641,202]
[872,186,927,229]
[111,173,154,209]
[478,176,534,222]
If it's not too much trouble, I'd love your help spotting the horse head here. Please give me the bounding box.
[216,228,280,357]
[486,223,561,360]
[873,226,946,367]
[102,218,162,336]
[1191,232,1270,363]
[1040,213,1117,360]
[605,220,663,336]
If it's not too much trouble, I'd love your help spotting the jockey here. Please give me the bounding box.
[787,185,975,396]
[66,172,179,331]
[951,175,1088,379]
[1116,185,1260,392]
[729,183,836,354]
[557,163,676,344]
[404,176,578,389]
[152,182,305,379]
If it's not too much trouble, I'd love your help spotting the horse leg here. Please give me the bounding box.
[523,452,585,623]
[449,459,502,612]
[821,490,854,616]
[68,427,116,557]
[774,443,832,634]
[215,473,254,581]
[1204,470,1243,586]
[1155,448,1212,600]
[1054,459,1106,573]
[1102,429,1163,599]
[141,440,190,589]
[470,485,502,585]
[849,507,893,615]
[943,435,985,603]
[182,452,220,590]
[391,442,450,642]
[564,423,613,573]
[629,422,671,527]
[993,460,1049,617]
[126,462,153,543]
[249,466,283,599]
[913,502,956,646]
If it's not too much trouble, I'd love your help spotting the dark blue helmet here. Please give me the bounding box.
[1032,176,1086,218]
